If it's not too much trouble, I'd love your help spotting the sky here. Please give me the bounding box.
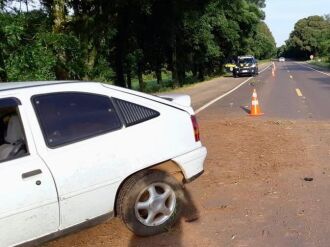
[264,0,330,47]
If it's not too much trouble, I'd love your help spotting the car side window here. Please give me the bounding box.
[113,98,160,127]
[0,98,28,162]
[32,92,122,148]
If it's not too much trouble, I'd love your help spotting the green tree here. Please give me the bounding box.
[247,0,266,8]
[284,15,330,59]
[0,7,84,81]
[0,0,270,88]
[247,21,276,59]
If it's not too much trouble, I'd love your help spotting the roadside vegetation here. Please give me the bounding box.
[0,0,276,92]
[278,15,330,66]
[308,58,330,70]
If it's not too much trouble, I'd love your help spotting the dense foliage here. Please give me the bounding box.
[0,0,276,90]
[247,22,276,59]
[281,15,330,61]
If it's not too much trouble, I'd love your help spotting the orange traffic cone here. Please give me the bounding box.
[249,89,264,116]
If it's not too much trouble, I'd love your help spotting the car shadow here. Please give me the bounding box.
[240,106,251,114]
[127,187,199,247]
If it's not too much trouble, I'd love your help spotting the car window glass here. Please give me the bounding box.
[113,98,160,127]
[239,58,254,64]
[0,102,28,162]
[33,93,122,147]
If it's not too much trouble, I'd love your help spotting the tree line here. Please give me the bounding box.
[0,0,276,91]
[279,15,330,61]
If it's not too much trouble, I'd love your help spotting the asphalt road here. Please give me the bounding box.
[171,63,272,111]
[197,61,330,120]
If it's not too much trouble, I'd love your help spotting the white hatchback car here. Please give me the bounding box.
[0,81,207,246]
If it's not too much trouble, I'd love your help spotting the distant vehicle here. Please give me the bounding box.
[233,55,259,77]
[0,81,207,246]
[279,57,285,62]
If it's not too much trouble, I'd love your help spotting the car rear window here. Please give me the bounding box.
[32,92,122,148]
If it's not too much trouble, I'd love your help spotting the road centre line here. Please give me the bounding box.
[296,88,303,97]
[195,64,272,114]
[296,62,330,77]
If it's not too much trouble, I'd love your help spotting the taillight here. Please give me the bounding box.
[191,115,200,142]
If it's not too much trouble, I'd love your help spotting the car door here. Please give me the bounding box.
[0,97,59,247]
[29,92,125,229]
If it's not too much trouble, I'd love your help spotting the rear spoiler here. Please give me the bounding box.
[156,93,192,107]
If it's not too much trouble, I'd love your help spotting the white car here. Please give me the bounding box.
[0,81,207,246]
[279,57,285,62]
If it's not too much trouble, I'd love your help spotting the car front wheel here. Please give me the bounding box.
[116,170,183,236]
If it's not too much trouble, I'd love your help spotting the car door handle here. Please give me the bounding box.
[22,169,42,179]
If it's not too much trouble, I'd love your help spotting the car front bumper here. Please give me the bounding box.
[172,146,207,183]
[235,68,257,75]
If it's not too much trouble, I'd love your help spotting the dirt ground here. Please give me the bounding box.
[43,116,330,247]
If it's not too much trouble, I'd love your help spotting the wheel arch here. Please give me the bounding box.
[113,160,184,216]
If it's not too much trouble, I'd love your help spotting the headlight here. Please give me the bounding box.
[251,64,256,68]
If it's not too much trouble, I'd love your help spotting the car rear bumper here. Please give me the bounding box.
[172,146,207,183]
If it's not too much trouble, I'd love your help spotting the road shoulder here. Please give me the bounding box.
[170,63,271,110]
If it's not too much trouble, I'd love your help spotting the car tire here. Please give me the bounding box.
[116,169,183,236]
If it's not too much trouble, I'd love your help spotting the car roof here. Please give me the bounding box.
[0,80,194,114]
[0,80,79,92]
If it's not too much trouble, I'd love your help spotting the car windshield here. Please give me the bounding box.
[239,58,254,64]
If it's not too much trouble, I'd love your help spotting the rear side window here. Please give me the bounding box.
[33,93,122,148]
[113,98,160,127]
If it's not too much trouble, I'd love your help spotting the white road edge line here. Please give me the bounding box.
[295,62,330,77]
[195,64,272,114]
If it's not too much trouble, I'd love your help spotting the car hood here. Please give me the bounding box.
[238,63,253,68]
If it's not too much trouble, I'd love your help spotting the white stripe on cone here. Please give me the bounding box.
[252,100,259,106]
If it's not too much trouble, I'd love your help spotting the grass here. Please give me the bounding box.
[131,71,173,93]
[131,70,225,93]
[108,59,273,94]
[308,58,330,70]
[258,59,272,64]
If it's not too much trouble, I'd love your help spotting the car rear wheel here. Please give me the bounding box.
[116,170,183,236]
